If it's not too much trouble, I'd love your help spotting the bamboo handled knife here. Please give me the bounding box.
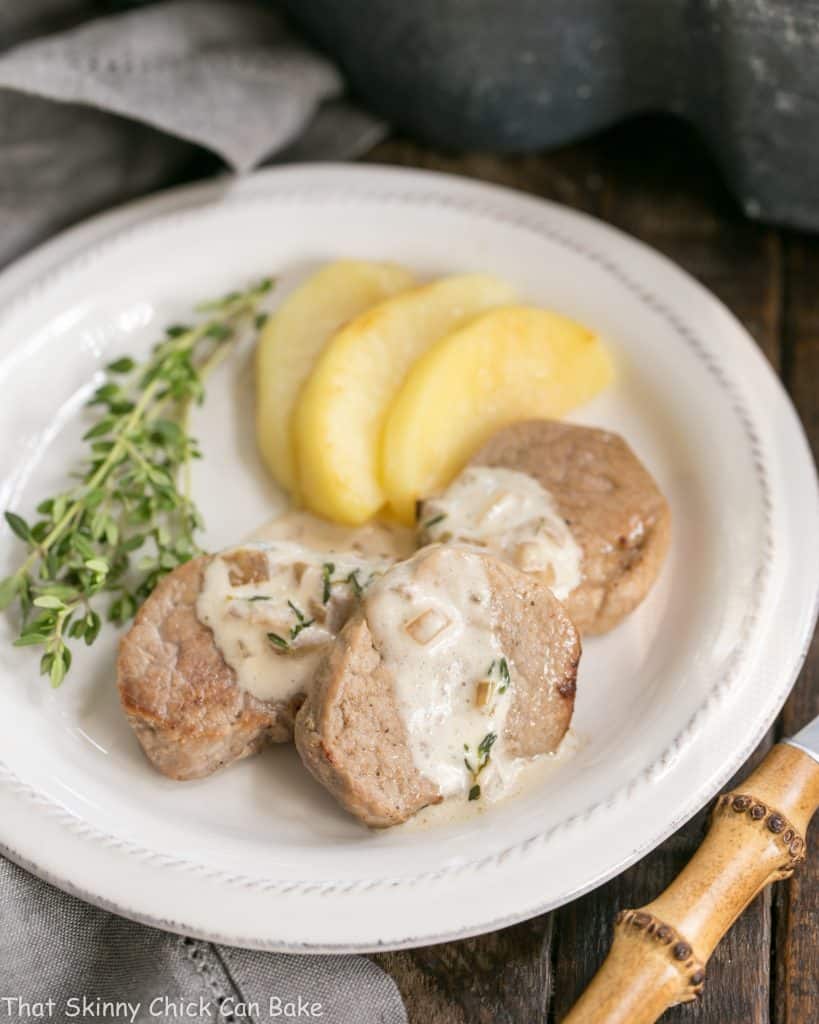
[563,718,819,1024]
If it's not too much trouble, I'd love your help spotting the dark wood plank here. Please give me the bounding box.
[365,117,793,1024]
[772,233,819,1024]
[374,916,553,1024]
[780,234,819,464]
[364,138,609,216]
[550,118,782,1024]
[593,118,784,373]
[550,736,775,1024]
[774,662,819,1024]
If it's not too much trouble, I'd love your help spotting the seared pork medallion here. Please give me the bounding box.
[118,555,293,781]
[295,545,580,827]
[418,420,670,635]
[118,522,403,779]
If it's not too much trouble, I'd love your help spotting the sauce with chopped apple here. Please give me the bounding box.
[419,465,582,600]
[197,540,395,703]
[364,545,523,800]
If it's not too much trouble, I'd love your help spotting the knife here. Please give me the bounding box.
[562,721,819,1024]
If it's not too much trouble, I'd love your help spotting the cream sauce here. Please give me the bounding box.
[196,538,395,704]
[249,511,414,561]
[397,730,580,831]
[364,545,521,799]
[419,466,582,600]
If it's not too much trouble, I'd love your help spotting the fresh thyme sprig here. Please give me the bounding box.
[0,277,274,686]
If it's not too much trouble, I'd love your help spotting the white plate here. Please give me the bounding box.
[0,165,816,953]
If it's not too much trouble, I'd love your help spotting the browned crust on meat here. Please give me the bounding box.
[485,558,579,758]
[117,556,297,780]
[470,420,671,634]
[295,551,579,827]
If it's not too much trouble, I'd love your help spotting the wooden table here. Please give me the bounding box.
[364,115,819,1024]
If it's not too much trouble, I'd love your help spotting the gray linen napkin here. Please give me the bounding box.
[0,4,403,1022]
[0,0,387,266]
[0,861,407,1023]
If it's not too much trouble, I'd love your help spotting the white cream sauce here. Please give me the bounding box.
[398,730,580,831]
[249,511,414,561]
[364,545,521,799]
[196,537,396,704]
[419,466,582,600]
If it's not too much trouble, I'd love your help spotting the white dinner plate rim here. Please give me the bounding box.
[0,163,816,952]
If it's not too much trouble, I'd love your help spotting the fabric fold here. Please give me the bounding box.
[0,858,408,1023]
[0,0,344,170]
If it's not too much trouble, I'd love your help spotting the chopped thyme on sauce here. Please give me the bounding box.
[287,599,314,640]
[463,730,498,801]
[321,562,335,604]
[423,512,447,530]
[266,631,289,651]
[320,562,374,607]
[486,656,511,694]
[346,569,363,598]
[478,731,498,759]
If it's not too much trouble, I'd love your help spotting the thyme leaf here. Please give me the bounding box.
[463,730,498,802]
[287,599,314,640]
[321,562,335,604]
[346,569,363,598]
[423,513,447,530]
[267,631,290,651]
[498,657,510,692]
[477,731,498,760]
[487,656,511,693]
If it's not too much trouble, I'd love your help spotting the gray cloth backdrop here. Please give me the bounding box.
[0,0,387,267]
[0,3,404,1022]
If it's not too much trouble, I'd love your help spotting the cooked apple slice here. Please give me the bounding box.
[294,274,516,524]
[382,306,614,523]
[256,261,414,492]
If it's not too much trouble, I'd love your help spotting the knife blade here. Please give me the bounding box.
[785,714,819,764]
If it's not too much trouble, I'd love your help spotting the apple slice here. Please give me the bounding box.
[382,306,614,523]
[294,274,516,524]
[256,261,414,493]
